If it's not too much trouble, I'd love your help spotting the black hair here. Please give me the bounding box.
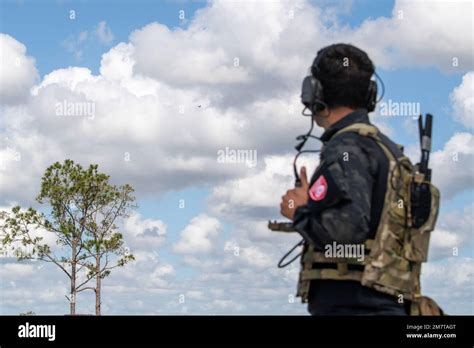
[312,43,375,109]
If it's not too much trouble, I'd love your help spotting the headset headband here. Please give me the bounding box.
[301,46,381,114]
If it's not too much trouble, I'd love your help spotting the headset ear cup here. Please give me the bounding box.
[301,76,325,114]
[366,80,377,112]
[312,78,325,112]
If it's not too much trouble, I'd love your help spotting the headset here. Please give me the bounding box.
[300,46,384,116]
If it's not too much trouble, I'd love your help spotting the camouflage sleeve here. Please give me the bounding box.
[292,133,377,250]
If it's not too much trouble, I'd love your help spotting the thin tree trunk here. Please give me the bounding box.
[95,254,101,315]
[70,242,77,315]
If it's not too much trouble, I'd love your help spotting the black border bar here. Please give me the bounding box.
[1,315,472,346]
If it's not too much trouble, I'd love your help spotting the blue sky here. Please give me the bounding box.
[0,0,472,315]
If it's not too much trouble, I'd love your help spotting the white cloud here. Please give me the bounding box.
[429,202,474,260]
[200,299,246,312]
[422,257,474,314]
[209,155,294,219]
[129,1,322,92]
[131,22,252,86]
[152,264,174,277]
[209,154,319,220]
[32,67,97,94]
[130,0,473,100]
[241,246,274,269]
[429,229,463,260]
[431,132,474,200]
[38,287,66,303]
[96,21,114,45]
[150,264,175,287]
[0,34,38,105]
[342,0,473,72]
[123,211,167,251]
[450,72,474,129]
[100,43,135,80]
[0,260,92,314]
[3,0,471,205]
[173,214,221,254]
[185,290,205,300]
[1,41,308,205]
[0,263,35,277]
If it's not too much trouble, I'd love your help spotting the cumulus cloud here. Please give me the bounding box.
[209,155,295,219]
[130,0,473,101]
[150,264,175,287]
[129,0,325,92]
[100,43,135,80]
[208,154,319,221]
[342,0,473,72]
[0,34,38,105]
[2,0,472,205]
[431,132,474,200]
[123,211,167,251]
[1,37,308,205]
[173,214,221,254]
[450,72,474,129]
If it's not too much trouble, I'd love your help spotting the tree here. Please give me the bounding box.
[75,170,135,315]
[0,159,135,315]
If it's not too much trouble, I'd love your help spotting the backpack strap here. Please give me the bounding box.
[331,123,403,163]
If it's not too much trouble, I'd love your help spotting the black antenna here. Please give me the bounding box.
[418,114,433,181]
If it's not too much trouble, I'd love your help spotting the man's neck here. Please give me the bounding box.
[316,106,355,130]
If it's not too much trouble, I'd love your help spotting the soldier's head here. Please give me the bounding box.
[310,43,375,128]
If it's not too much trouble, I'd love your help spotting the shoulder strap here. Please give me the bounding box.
[332,123,399,162]
[334,123,379,138]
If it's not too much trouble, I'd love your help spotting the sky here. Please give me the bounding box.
[0,0,473,315]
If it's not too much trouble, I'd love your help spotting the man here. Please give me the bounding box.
[279,43,408,315]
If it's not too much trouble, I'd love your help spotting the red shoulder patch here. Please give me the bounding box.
[309,175,328,201]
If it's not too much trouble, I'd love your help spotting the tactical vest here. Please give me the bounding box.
[296,123,440,310]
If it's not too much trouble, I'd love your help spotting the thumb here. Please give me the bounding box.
[300,166,309,188]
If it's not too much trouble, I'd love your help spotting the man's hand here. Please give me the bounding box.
[280,167,309,220]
